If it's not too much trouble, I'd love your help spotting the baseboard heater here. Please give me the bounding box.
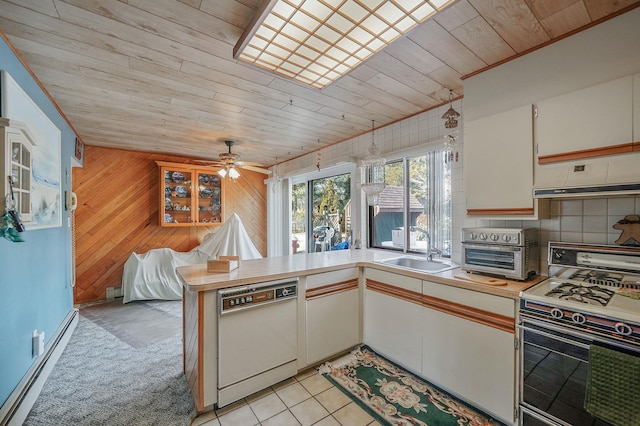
[0,308,79,426]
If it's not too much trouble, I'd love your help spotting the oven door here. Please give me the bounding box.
[519,318,620,426]
[462,243,523,279]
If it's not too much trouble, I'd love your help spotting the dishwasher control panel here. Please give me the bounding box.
[219,279,298,314]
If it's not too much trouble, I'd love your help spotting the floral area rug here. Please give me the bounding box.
[319,346,504,426]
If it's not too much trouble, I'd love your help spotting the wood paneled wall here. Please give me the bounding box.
[72,146,267,305]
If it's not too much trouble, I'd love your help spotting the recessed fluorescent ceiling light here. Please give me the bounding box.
[234,0,455,89]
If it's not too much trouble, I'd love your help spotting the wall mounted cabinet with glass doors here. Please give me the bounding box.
[156,161,224,227]
[1,118,35,223]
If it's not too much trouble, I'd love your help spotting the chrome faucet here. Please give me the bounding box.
[411,227,441,261]
[428,246,442,261]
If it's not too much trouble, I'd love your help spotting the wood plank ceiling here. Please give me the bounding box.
[0,0,638,167]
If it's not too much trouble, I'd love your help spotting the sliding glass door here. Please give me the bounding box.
[291,169,352,254]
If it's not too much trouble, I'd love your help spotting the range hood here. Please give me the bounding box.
[533,152,640,198]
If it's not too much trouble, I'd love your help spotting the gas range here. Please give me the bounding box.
[524,269,640,322]
[520,242,640,340]
[519,243,640,426]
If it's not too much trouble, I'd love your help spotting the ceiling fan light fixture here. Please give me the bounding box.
[196,140,271,176]
[234,0,456,89]
[228,167,241,180]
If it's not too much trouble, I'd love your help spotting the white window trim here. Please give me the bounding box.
[368,145,452,255]
[268,162,357,256]
[3,119,36,223]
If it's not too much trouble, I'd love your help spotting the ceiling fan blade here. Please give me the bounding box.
[237,160,267,167]
[193,159,224,164]
[240,164,272,175]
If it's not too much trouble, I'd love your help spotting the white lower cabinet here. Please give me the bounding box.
[421,280,517,424]
[363,270,518,424]
[305,268,360,365]
[363,269,422,374]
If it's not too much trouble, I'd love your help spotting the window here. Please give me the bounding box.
[291,169,352,254]
[369,150,451,257]
[4,126,33,222]
[291,181,306,253]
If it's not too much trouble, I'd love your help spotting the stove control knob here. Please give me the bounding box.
[490,233,499,241]
[614,322,633,336]
[282,288,289,296]
[502,234,511,242]
[550,308,564,319]
[571,313,586,325]
[468,232,477,240]
[479,233,487,240]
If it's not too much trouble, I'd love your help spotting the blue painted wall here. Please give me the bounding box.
[0,37,76,408]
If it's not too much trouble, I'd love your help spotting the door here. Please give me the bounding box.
[363,269,422,374]
[218,298,297,388]
[464,104,534,214]
[306,269,360,365]
[421,305,516,423]
[291,171,352,254]
[536,75,633,158]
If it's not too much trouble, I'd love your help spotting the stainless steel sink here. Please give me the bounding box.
[377,256,456,273]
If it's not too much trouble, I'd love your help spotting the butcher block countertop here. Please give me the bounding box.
[177,249,544,299]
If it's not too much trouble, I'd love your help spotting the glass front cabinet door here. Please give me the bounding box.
[157,161,224,227]
[195,171,222,225]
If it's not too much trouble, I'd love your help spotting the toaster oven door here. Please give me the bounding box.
[462,243,523,278]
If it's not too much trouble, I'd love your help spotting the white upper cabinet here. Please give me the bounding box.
[536,75,633,160]
[464,104,547,218]
[532,74,640,197]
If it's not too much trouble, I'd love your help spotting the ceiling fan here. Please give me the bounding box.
[196,140,272,177]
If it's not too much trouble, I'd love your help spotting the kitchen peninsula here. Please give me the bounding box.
[177,250,543,424]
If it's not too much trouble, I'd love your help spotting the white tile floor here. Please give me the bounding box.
[192,368,381,426]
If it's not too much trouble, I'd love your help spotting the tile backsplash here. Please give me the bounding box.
[459,196,640,275]
[276,97,640,277]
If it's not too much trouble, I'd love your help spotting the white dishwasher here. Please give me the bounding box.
[217,278,298,407]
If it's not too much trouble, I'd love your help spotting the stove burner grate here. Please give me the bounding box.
[568,269,624,287]
[545,282,615,306]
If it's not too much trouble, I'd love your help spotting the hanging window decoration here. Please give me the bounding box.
[360,120,385,206]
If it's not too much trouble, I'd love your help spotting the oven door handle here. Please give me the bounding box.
[462,243,522,252]
[517,322,591,350]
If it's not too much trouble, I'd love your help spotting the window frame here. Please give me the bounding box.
[3,121,36,223]
[367,148,451,258]
[289,163,356,254]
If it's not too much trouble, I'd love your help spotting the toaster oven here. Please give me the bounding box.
[461,228,539,280]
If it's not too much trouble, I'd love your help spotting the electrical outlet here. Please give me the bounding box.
[106,286,123,299]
